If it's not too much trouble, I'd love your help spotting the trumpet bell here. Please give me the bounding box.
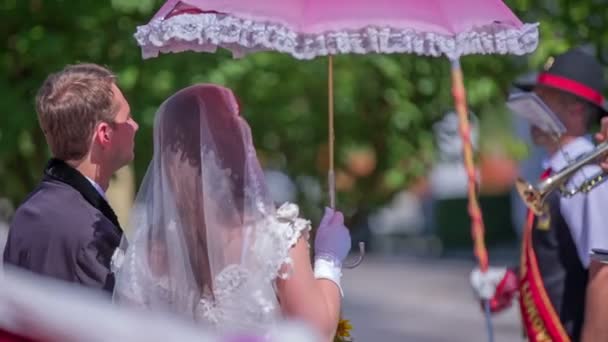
[515,178,545,215]
[514,142,608,213]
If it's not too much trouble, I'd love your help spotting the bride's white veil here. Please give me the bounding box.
[113,84,310,333]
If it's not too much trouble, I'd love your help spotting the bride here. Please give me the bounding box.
[112,84,351,341]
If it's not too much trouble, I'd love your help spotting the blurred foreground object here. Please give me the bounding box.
[0,267,319,342]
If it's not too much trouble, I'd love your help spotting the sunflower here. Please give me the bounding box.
[334,318,353,342]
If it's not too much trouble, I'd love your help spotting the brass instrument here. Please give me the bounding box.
[515,142,608,215]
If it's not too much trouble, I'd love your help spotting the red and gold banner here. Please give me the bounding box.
[518,211,570,342]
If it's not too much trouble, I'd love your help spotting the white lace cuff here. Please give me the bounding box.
[314,258,344,297]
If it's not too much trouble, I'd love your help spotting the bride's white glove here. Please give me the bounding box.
[313,208,352,296]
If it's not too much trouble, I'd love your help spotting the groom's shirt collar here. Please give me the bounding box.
[85,176,107,200]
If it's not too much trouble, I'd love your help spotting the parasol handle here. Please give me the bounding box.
[343,242,366,268]
[327,55,365,269]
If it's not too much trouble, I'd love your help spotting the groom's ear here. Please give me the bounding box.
[94,121,113,147]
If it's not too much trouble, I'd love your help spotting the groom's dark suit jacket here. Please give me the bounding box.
[3,159,123,294]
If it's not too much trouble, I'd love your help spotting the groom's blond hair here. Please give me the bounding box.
[36,63,118,161]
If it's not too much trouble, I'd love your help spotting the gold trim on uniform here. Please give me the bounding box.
[536,205,551,231]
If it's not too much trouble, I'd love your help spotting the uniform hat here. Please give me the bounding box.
[514,47,607,113]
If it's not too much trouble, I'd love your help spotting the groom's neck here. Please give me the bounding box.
[66,158,112,191]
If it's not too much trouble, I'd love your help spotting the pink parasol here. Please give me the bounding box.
[134,0,538,278]
[137,0,537,60]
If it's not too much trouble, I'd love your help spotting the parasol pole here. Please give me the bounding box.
[449,59,488,271]
[450,57,494,342]
[327,55,365,269]
[328,56,336,209]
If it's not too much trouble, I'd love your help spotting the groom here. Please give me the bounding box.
[3,63,138,294]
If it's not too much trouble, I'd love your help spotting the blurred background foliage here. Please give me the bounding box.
[1,0,608,227]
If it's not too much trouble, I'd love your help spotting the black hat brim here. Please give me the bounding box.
[512,72,608,114]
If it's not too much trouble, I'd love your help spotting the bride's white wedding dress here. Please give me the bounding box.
[114,203,310,329]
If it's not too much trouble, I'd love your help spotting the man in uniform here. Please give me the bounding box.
[470,47,608,341]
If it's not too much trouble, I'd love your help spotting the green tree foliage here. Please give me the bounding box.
[1,0,607,218]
